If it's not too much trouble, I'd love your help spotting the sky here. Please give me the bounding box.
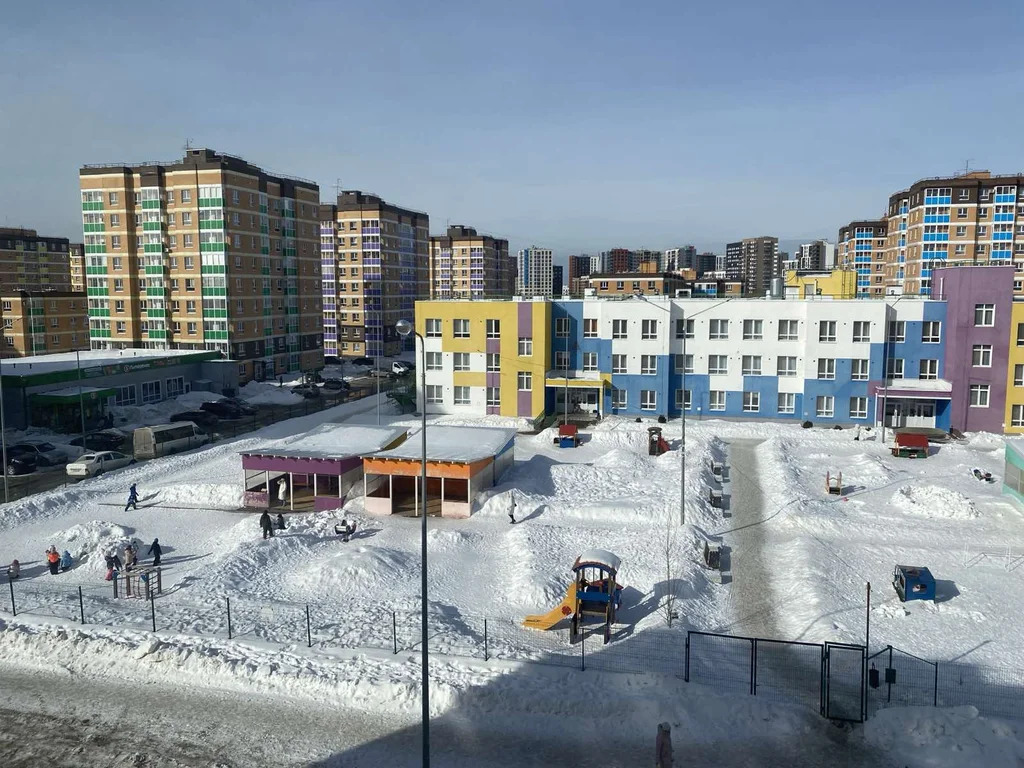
[2,0,1024,263]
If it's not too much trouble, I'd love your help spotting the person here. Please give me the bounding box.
[854,425,861,442]
[277,478,288,505]
[124,544,137,571]
[6,559,19,580]
[59,550,74,572]
[334,519,356,542]
[46,546,60,575]
[655,722,673,768]
[106,551,123,572]
[259,510,274,539]
[276,513,286,531]
[148,538,162,567]
[125,483,139,512]
[508,492,517,525]
[104,412,114,429]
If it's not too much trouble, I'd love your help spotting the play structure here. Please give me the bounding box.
[708,487,723,508]
[826,471,843,495]
[891,432,929,459]
[523,549,624,644]
[648,427,670,456]
[555,423,581,448]
[892,564,935,602]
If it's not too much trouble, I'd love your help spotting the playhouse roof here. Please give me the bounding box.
[574,549,621,574]
[368,426,516,463]
[241,425,408,461]
[895,432,930,449]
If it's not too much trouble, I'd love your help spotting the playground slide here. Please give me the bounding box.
[522,582,577,630]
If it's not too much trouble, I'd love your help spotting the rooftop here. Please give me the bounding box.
[242,425,408,461]
[1,348,216,377]
[369,426,517,463]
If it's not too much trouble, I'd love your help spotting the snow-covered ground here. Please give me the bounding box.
[3,402,1024,766]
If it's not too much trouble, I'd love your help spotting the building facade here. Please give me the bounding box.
[552,265,564,297]
[726,236,780,296]
[320,192,429,360]
[69,243,84,292]
[837,219,888,298]
[516,247,553,297]
[1,291,89,358]
[428,225,512,301]
[663,245,697,273]
[79,148,323,384]
[586,271,687,297]
[0,228,72,293]
[795,240,835,272]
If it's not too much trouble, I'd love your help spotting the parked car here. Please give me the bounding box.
[350,356,375,368]
[2,450,37,476]
[66,450,136,478]
[368,368,396,379]
[322,378,350,392]
[10,441,68,467]
[170,410,219,429]
[69,431,127,452]
[200,400,245,419]
[291,384,321,399]
[392,361,414,376]
[216,397,258,416]
[324,355,341,365]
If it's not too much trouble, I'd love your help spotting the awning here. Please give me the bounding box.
[545,376,606,389]
[869,379,953,399]
[31,387,116,404]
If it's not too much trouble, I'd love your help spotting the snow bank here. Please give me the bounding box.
[239,381,303,406]
[57,520,136,571]
[891,485,979,519]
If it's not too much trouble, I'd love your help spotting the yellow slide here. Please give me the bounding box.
[522,582,577,630]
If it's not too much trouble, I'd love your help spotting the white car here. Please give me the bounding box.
[66,451,136,478]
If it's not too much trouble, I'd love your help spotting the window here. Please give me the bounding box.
[974,304,994,326]
[1013,405,1024,427]
[517,372,532,391]
[486,319,500,338]
[612,319,627,339]
[777,356,797,377]
[583,352,598,372]
[709,319,729,339]
[486,353,500,372]
[453,386,471,405]
[186,300,196,314]
[111,235,121,250]
[165,377,185,398]
[426,352,442,370]
[1016,364,1024,387]
[778,319,798,340]
[555,317,569,338]
[612,389,627,409]
[972,344,992,367]
[453,352,470,371]
[852,321,870,343]
[426,385,443,404]
[919,359,938,380]
[742,319,763,340]
[115,385,136,406]
[851,359,869,380]
[709,391,726,411]
[486,387,500,407]
[184,256,194,270]
[818,321,836,342]
[741,355,762,376]
[849,397,867,419]
[612,354,627,374]
[675,389,692,410]
[743,392,760,412]
[778,392,795,414]
[583,318,598,338]
[115,321,126,333]
[108,191,118,205]
[555,350,569,370]
[955,225,967,237]
[182,211,192,224]
[641,355,657,374]
[675,354,692,373]
[426,318,441,337]
[518,337,533,356]
[185,278,195,291]
[641,319,657,339]
[640,390,657,411]
[887,321,905,342]
[957,207,968,218]
[114,299,125,313]
[970,384,990,408]
[450,318,470,338]
[708,355,728,375]
[184,234,193,247]
[817,358,835,380]
[886,358,904,379]
[114,278,124,292]
[816,395,834,418]
[675,318,694,339]
[141,380,162,404]
[921,321,941,343]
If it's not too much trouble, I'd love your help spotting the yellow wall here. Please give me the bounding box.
[1005,303,1024,434]
[784,269,857,299]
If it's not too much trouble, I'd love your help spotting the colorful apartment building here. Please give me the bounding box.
[837,219,887,298]
[1,291,89,358]
[428,225,513,300]
[0,228,73,293]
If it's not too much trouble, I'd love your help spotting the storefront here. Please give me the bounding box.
[28,387,115,433]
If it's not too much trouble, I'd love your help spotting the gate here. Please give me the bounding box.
[823,642,866,722]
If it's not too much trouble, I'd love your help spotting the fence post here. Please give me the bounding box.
[78,586,85,625]
[226,597,232,640]
[886,646,893,703]
[684,633,689,682]
[581,628,586,672]
[305,604,312,648]
[156,567,162,594]
[149,588,156,632]
[751,639,757,696]
[8,577,15,616]
[392,611,398,654]
[933,662,938,708]
[484,618,489,661]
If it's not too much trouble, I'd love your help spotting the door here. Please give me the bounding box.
[884,401,905,428]
[905,402,935,428]
[823,642,866,722]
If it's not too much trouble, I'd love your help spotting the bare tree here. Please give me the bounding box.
[661,503,679,627]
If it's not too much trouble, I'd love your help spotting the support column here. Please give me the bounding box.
[414,471,419,517]
[289,472,294,511]
[440,476,445,516]
[313,473,318,499]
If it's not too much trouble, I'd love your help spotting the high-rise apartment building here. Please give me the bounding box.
[427,225,512,300]
[695,252,718,277]
[567,254,595,296]
[663,245,696,272]
[602,248,634,274]
[883,171,1024,297]
[0,228,72,293]
[79,148,323,383]
[726,236,779,295]
[1,291,89,358]
[69,243,84,292]
[795,240,835,272]
[837,220,887,297]
[320,191,429,360]
[552,264,564,297]
[516,247,553,296]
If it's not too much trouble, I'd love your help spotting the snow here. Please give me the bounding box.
[891,484,979,519]
[370,425,517,462]
[237,380,303,406]
[241,425,408,460]
[0,347,205,376]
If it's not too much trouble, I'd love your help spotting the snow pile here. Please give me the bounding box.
[57,520,135,570]
[891,485,979,519]
[239,381,303,406]
[154,483,242,510]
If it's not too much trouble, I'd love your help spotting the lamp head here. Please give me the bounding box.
[396,319,413,337]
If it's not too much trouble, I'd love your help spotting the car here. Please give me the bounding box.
[291,384,321,399]
[200,400,245,419]
[69,431,127,452]
[216,397,258,416]
[170,410,219,429]
[10,441,68,467]
[392,361,414,375]
[324,355,341,366]
[350,356,375,368]
[66,451,136,478]
[322,378,350,392]
[368,368,396,379]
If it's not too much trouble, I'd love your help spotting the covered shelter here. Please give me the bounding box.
[240,426,407,512]
[362,425,516,518]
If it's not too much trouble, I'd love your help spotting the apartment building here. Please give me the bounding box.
[883,171,1024,297]
[567,254,599,296]
[552,265,563,297]
[321,191,429,359]
[516,247,553,297]
[428,225,512,300]
[795,240,835,272]
[586,270,687,297]
[837,220,888,298]
[79,148,323,384]
[0,228,72,293]
[663,245,696,273]
[726,236,780,296]
[69,243,84,292]
[1,291,89,358]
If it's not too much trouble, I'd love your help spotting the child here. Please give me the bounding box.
[46,547,60,575]
[59,550,74,572]
[125,483,139,512]
[276,513,286,531]
[6,559,19,580]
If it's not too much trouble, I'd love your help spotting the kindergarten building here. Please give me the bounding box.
[416,265,1024,434]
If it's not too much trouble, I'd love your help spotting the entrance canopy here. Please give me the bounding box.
[30,386,116,404]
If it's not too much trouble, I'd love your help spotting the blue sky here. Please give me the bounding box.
[2,0,1023,260]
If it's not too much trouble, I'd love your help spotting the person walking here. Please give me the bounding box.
[148,538,162,566]
[259,510,274,539]
[125,483,139,512]
[124,544,137,571]
[508,491,517,525]
[59,550,74,572]
[46,546,60,575]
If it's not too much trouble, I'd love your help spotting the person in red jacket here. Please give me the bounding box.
[46,546,60,575]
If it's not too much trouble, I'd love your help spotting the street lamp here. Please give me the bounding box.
[395,317,429,767]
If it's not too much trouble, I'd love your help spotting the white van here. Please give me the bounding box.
[133,421,211,460]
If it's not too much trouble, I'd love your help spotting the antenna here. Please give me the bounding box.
[961,159,974,176]
[333,178,344,198]
[183,138,193,151]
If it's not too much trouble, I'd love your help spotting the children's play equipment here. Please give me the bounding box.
[891,432,929,459]
[708,487,723,508]
[826,471,843,495]
[972,467,995,483]
[555,423,581,448]
[523,549,624,644]
[648,427,670,456]
[892,564,936,602]
[710,459,724,479]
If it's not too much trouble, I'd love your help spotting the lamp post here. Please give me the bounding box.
[396,318,429,767]
[76,350,87,447]
[0,356,7,503]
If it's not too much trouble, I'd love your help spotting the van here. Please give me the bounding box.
[133,421,211,460]
[392,360,414,375]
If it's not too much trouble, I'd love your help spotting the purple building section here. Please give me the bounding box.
[941,266,1013,433]
[241,453,363,476]
[486,338,501,414]
[517,302,534,417]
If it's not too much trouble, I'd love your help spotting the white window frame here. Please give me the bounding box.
[708,355,728,375]
[815,395,834,418]
[517,371,532,391]
[640,390,657,411]
[849,396,868,419]
[425,385,443,404]
[452,352,470,371]
[453,318,470,338]
[708,390,726,411]
[742,391,760,412]
[777,356,797,377]
[778,392,795,415]
[972,344,992,367]
[817,358,836,380]
[425,318,442,337]
[969,384,990,408]
[640,355,657,375]
[518,337,533,356]
[612,319,627,339]
[741,355,762,376]
[742,319,763,340]
[818,320,836,342]
[778,319,798,341]
[851,359,869,381]
[709,319,729,340]
[974,304,994,327]
[852,321,870,343]
[919,359,938,380]
[453,386,471,405]
[425,351,442,371]
[611,354,627,374]
[641,319,657,340]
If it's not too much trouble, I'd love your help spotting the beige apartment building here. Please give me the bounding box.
[320,191,429,360]
[428,225,514,300]
[1,291,89,358]
[0,228,72,293]
[69,243,84,292]
[883,171,1024,297]
[837,219,887,298]
[79,148,323,384]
